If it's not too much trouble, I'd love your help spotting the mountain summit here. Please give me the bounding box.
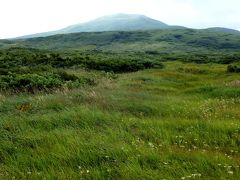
[60,14,169,33]
[18,14,173,39]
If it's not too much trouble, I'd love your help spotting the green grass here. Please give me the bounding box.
[0,62,240,179]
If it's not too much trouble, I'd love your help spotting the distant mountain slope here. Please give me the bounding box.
[61,14,170,32]
[10,29,240,53]
[17,14,182,39]
[15,14,240,39]
[206,27,240,34]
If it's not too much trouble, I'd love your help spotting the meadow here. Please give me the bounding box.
[1,61,240,179]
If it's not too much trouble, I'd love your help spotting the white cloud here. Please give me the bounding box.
[0,0,240,38]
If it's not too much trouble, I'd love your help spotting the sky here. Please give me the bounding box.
[0,0,239,39]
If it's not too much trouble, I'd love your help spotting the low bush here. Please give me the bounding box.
[227,65,240,73]
[71,56,164,73]
[0,70,94,93]
[0,47,165,92]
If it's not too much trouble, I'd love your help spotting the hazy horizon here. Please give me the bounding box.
[1,0,240,39]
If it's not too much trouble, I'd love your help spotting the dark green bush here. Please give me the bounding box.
[0,73,62,92]
[0,71,94,93]
[227,65,240,73]
[57,70,79,81]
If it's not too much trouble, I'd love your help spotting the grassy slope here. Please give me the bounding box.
[3,29,240,53]
[1,62,240,179]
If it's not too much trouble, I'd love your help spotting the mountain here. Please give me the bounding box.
[61,14,170,32]
[15,14,240,39]
[17,14,182,39]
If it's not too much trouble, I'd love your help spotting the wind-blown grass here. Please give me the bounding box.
[0,62,240,179]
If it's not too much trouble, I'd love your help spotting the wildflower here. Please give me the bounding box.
[181,177,185,180]
[228,171,233,175]
[148,142,154,148]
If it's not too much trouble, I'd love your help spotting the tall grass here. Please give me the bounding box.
[0,62,240,179]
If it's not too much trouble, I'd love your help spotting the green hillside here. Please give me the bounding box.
[1,29,237,65]
[1,27,240,179]
[12,29,240,52]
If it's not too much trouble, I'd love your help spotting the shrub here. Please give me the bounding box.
[0,73,62,92]
[227,65,240,73]
[57,70,79,81]
[0,71,95,93]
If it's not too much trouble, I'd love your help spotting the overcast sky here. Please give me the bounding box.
[0,0,239,39]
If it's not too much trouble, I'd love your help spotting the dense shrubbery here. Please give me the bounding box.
[227,65,240,73]
[0,70,95,92]
[72,58,164,73]
[1,44,239,93]
[0,48,164,72]
[157,53,240,64]
[0,48,164,92]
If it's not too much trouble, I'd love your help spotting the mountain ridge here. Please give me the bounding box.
[16,14,181,39]
[13,14,240,39]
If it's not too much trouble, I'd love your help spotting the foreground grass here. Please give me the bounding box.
[0,62,240,179]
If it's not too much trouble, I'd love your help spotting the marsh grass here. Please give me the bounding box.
[0,62,240,179]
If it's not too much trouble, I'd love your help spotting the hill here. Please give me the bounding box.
[61,14,171,33]
[14,14,239,39]
[18,14,176,39]
[11,29,240,53]
[206,27,240,34]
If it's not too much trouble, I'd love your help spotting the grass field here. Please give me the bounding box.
[0,62,240,179]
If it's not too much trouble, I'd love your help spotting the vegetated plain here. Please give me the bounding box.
[0,29,240,179]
